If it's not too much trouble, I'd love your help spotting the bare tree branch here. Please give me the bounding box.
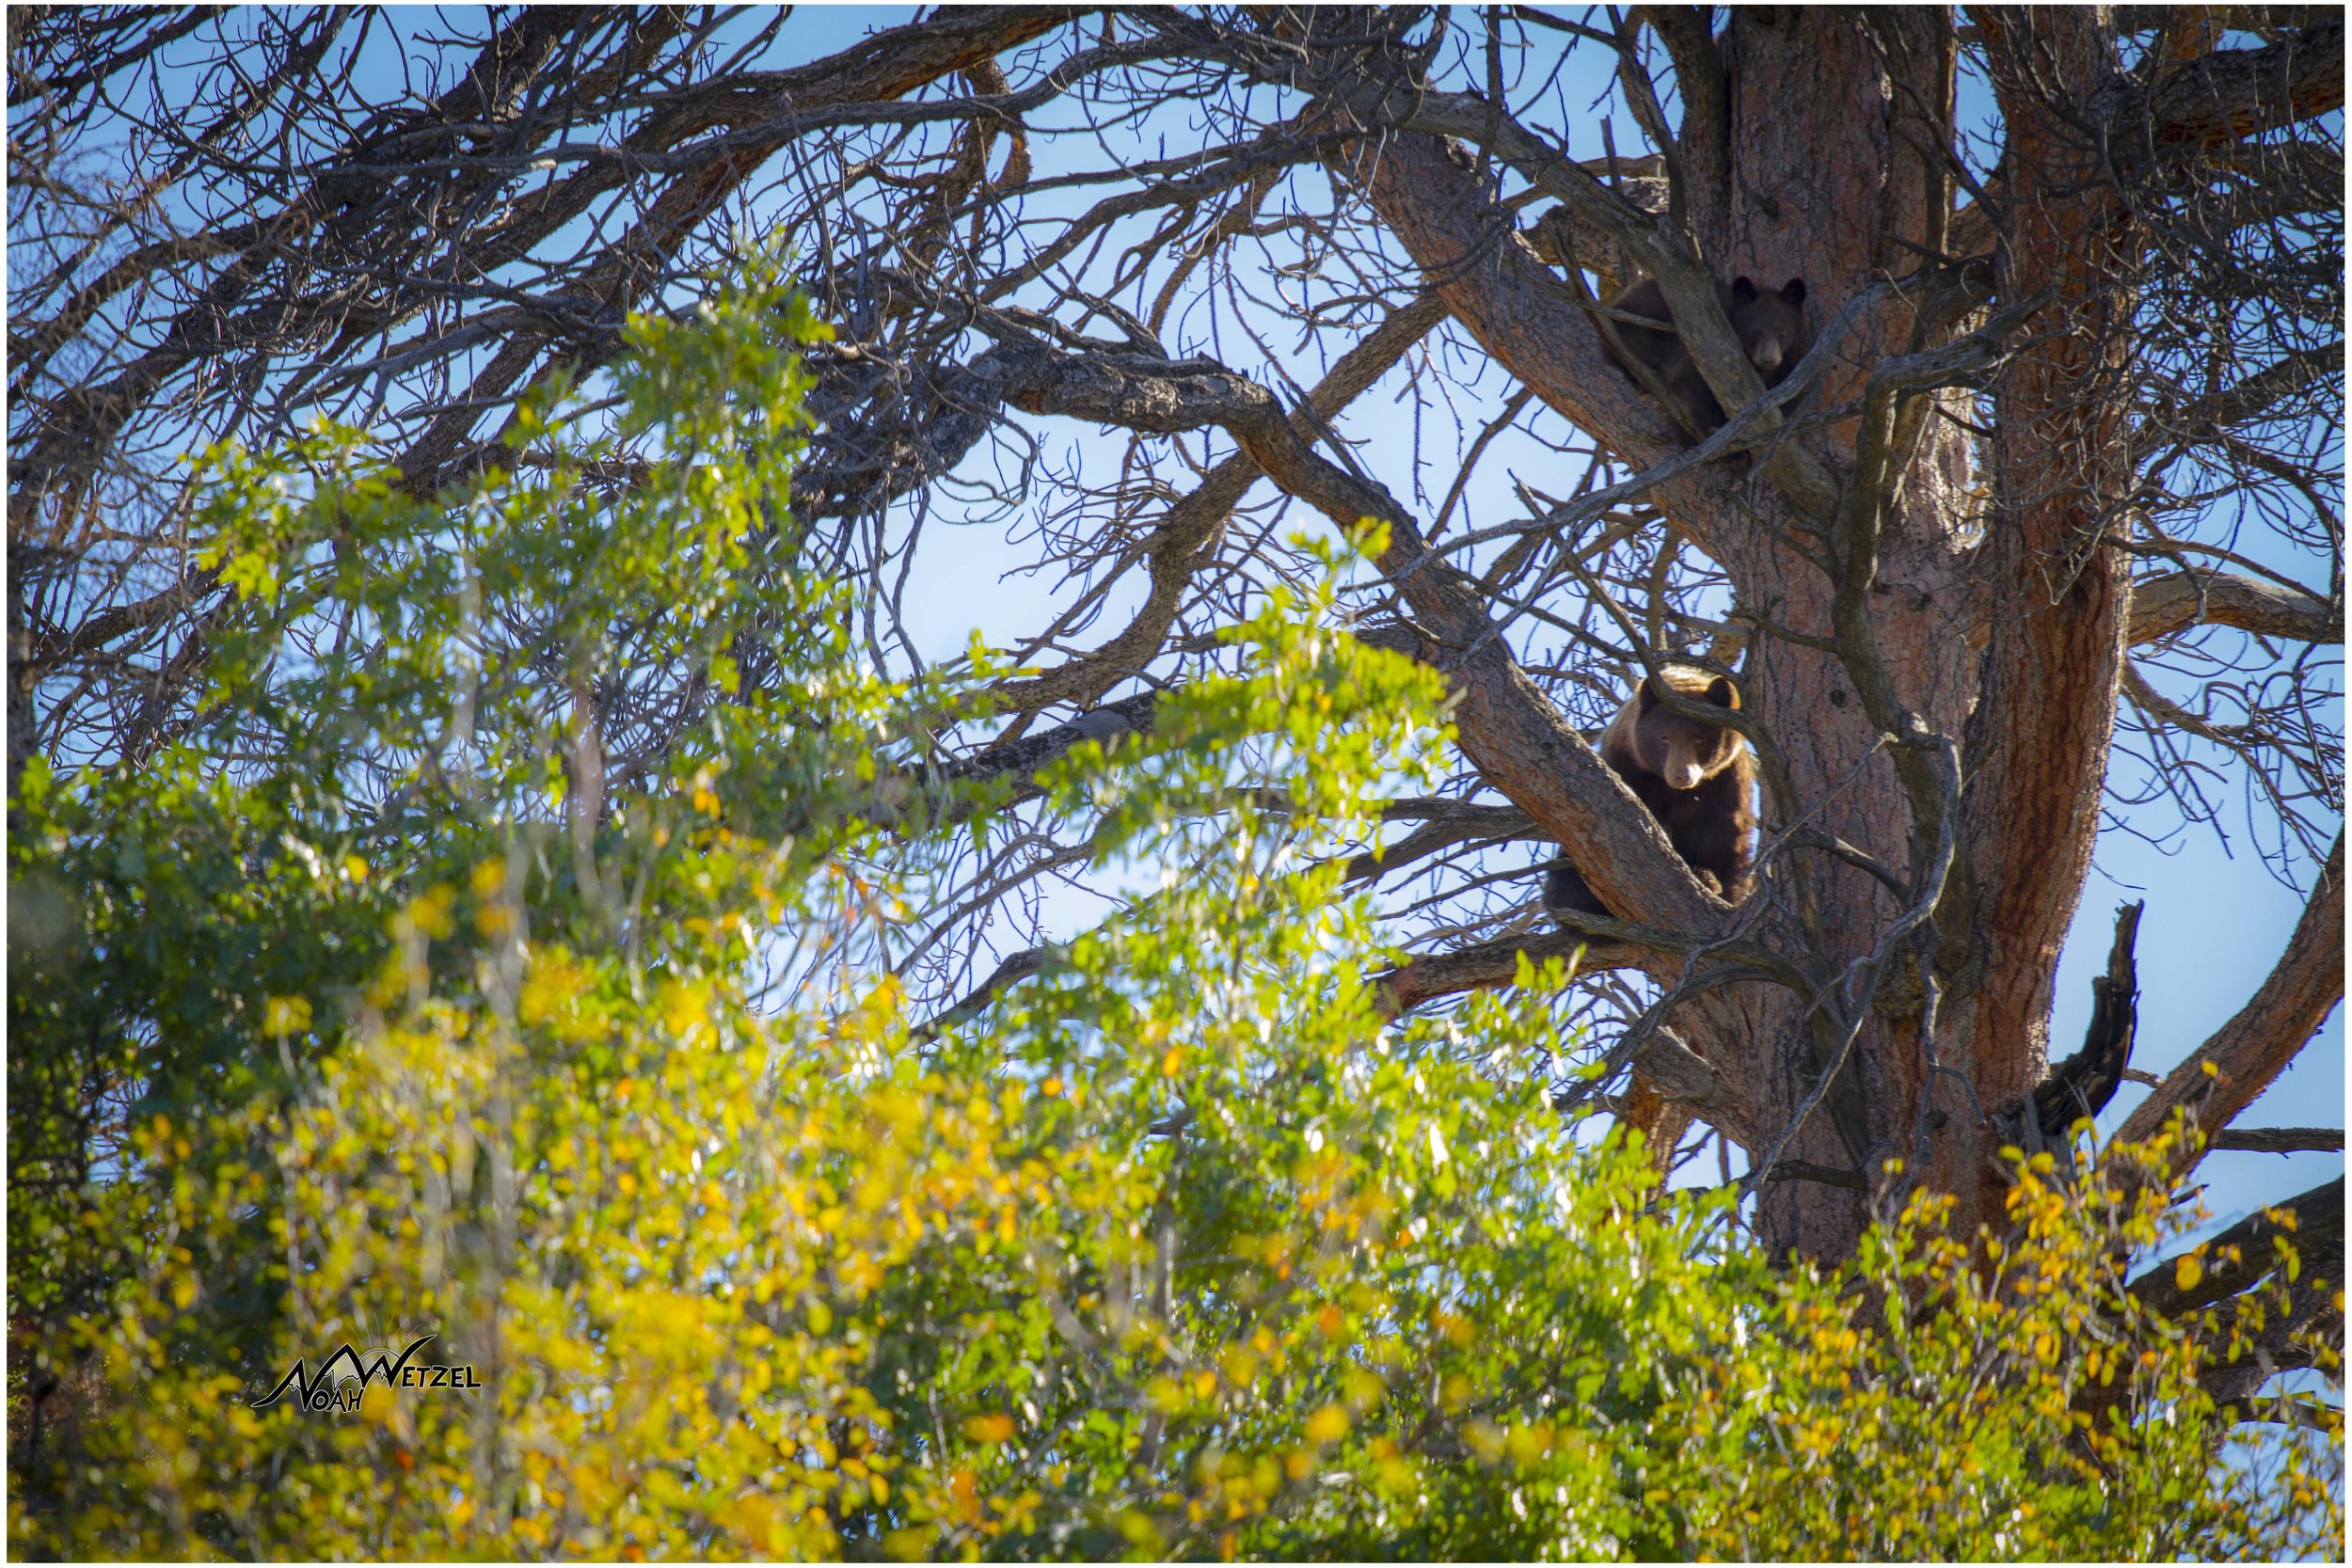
[2114,833,2344,1175]
[2123,18,2346,152]
[2128,568,2341,647]
[2132,1167,2343,1298]
[2126,1175,2344,1405]
[2209,1127,2344,1156]
[982,331,1726,935]
[1374,927,1644,1018]
[10,4,2336,1274]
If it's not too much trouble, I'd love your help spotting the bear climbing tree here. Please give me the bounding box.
[1543,670,1757,916]
[9,4,2342,1328]
[1601,275,1809,433]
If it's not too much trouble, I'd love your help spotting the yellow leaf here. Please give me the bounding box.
[2175,1252,2203,1292]
[963,1412,1015,1444]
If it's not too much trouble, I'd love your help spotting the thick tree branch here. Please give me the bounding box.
[2113,832,2344,1176]
[2124,19,2346,152]
[2130,1174,2342,1312]
[2127,567,2341,647]
[933,689,1163,813]
[982,331,1724,934]
[1179,17,1842,520]
[2209,1127,2344,1156]
[912,943,1070,1043]
[1342,131,1691,458]
[1630,1025,1754,1146]
[1365,95,1840,520]
[2078,1177,2346,1424]
[2031,901,2142,1134]
[1343,801,1538,886]
[1759,1161,1868,1193]
[1373,928,1644,1017]
[996,290,1451,715]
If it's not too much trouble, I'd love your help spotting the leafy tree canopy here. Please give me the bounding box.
[8,269,2339,1560]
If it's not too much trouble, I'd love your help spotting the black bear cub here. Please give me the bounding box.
[1601,275,1808,433]
[1543,669,1757,917]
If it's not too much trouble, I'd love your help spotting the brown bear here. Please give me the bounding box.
[1600,275,1808,434]
[1543,669,1757,917]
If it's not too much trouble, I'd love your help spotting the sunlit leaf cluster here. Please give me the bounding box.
[9,269,2338,1562]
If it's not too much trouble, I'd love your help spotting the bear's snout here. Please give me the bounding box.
[1750,337,1785,373]
[1661,757,1706,791]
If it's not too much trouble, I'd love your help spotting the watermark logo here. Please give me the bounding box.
[251,1332,481,1415]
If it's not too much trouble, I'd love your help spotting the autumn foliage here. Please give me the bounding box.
[5,277,2336,1559]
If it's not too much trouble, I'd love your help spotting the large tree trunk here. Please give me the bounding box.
[9,5,2337,1280]
[1334,10,1982,1257]
[1308,7,2336,1258]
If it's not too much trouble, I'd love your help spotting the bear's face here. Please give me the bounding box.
[1633,674,1744,790]
[1729,277,1807,381]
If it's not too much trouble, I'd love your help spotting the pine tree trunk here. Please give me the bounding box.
[1349,8,2156,1257]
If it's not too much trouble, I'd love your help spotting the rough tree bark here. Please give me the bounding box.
[1322,11,2001,1259]
[8,2,2341,1370]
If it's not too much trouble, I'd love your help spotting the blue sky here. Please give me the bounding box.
[809,4,2343,1226]
[31,5,2334,1229]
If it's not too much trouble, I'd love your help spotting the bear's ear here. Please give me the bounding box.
[1705,674,1740,711]
[1783,278,1807,306]
[1731,276,1758,302]
[1638,673,1666,712]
